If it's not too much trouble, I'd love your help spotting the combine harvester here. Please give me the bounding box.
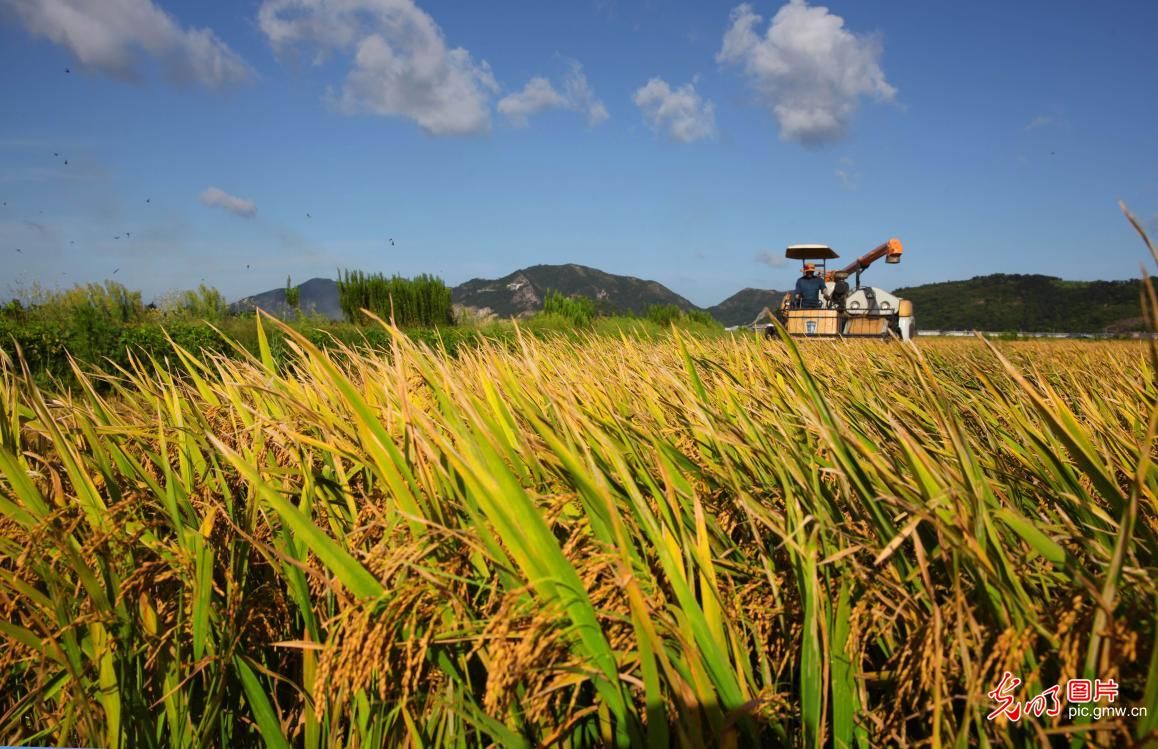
[754,238,916,341]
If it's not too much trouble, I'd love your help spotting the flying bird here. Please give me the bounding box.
[53,152,58,157]
[14,248,20,253]
[63,160,68,165]
[65,68,70,74]
[114,235,120,240]
[390,238,395,246]
[125,232,131,238]
[113,268,119,275]
[145,198,150,203]
[306,213,311,218]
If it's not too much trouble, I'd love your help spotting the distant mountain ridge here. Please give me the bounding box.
[230,278,342,320]
[230,269,1155,334]
[451,263,697,318]
[707,288,787,327]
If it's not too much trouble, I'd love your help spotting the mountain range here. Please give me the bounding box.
[451,263,699,317]
[230,265,1156,334]
[232,277,342,320]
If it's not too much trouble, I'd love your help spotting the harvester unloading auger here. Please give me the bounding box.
[751,238,916,341]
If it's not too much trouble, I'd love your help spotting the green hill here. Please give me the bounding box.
[895,274,1155,333]
[230,278,343,320]
[707,288,786,327]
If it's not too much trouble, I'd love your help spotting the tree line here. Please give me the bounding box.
[336,270,454,327]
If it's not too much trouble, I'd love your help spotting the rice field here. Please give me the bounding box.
[0,322,1154,748]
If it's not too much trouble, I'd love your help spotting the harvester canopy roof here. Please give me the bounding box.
[786,244,839,260]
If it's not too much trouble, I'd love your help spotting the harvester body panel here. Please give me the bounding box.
[761,238,915,341]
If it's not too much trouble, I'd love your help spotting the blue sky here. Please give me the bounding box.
[1,0,1156,307]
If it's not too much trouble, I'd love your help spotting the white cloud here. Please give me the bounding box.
[835,156,859,189]
[564,62,610,126]
[755,250,787,267]
[498,61,608,127]
[200,187,256,217]
[632,77,716,143]
[258,0,497,136]
[498,77,565,126]
[1025,115,1055,131]
[0,0,254,88]
[717,1,895,145]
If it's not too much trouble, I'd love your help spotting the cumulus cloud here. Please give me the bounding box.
[717,0,895,145]
[259,0,497,136]
[499,61,608,127]
[755,250,787,267]
[0,0,254,88]
[498,78,564,126]
[633,77,716,143]
[200,187,256,217]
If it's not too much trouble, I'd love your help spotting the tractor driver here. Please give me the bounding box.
[830,271,850,311]
[794,263,829,309]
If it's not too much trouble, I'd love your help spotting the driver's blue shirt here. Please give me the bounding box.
[794,275,826,308]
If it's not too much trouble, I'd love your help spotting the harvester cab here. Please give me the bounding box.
[754,238,915,341]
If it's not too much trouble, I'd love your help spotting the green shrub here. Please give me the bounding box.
[542,290,597,327]
[115,325,170,358]
[167,323,227,354]
[156,285,229,322]
[20,281,146,328]
[0,299,26,322]
[684,309,720,327]
[644,304,721,329]
[285,276,301,312]
[645,303,683,326]
[0,319,71,380]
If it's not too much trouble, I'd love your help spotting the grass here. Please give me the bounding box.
[0,323,1153,748]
